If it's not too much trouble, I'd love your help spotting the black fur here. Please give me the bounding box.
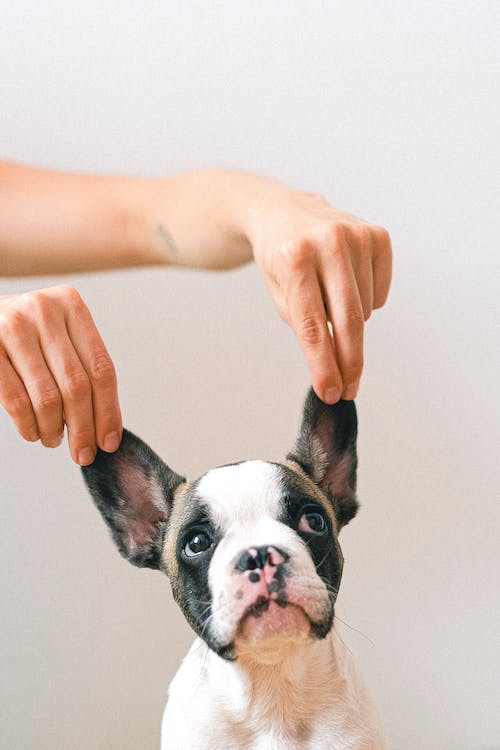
[277,476,341,637]
[170,497,226,657]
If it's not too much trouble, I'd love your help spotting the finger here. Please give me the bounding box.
[347,231,374,321]
[285,268,343,403]
[320,253,364,400]
[39,323,97,466]
[0,348,39,441]
[371,227,393,309]
[264,276,291,325]
[3,327,64,447]
[64,292,122,452]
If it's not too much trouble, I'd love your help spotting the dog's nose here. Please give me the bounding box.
[235,545,289,572]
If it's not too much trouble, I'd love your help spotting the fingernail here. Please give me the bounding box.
[344,382,359,400]
[103,431,120,452]
[78,446,96,466]
[46,434,64,448]
[324,387,341,404]
[27,433,39,442]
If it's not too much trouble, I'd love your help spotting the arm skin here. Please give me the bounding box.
[0,161,254,274]
[0,159,392,464]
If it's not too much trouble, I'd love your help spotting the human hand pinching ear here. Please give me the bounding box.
[0,285,122,465]
[248,189,392,403]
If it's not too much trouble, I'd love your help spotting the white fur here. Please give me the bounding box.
[196,460,282,528]
[161,630,383,749]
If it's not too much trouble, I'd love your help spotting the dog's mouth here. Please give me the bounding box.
[236,596,311,644]
[204,588,335,661]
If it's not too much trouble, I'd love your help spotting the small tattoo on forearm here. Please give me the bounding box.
[157,223,179,259]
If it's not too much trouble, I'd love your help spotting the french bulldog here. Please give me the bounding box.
[82,388,382,749]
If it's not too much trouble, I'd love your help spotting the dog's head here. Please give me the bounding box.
[82,389,358,661]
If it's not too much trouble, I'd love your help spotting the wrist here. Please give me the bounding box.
[133,171,254,270]
[220,171,292,254]
[114,177,172,267]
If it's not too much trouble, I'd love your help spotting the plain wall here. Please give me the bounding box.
[1,2,499,748]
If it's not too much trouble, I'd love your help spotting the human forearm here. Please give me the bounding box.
[0,161,277,276]
[0,160,165,275]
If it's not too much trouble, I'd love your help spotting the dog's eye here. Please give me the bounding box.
[298,510,327,534]
[184,531,213,557]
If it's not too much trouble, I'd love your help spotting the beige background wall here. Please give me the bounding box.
[1,2,499,749]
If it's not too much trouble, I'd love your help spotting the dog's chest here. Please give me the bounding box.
[161,635,382,750]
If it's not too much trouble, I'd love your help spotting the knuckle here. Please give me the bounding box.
[324,221,346,250]
[18,290,39,307]
[18,290,53,320]
[63,371,90,401]
[59,284,80,301]
[89,354,116,385]
[26,290,56,323]
[1,308,27,336]
[34,387,61,412]
[339,305,365,331]
[69,427,95,446]
[373,228,393,262]
[6,391,31,418]
[343,361,363,380]
[353,225,372,247]
[59,285,85,311]
[302,190,326,203]
[284,238,315,272]
[374,225,391,246]
[297,315,326,347]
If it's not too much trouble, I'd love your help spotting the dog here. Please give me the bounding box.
[82,388,383,749]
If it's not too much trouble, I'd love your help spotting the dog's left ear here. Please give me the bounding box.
[81,429,185,570]
[287,388,359,528]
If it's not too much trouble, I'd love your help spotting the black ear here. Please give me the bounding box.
[81,429,185,570]
[287,388,359,528]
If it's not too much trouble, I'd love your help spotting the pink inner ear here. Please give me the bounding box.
[324,454,352,497]
[118,464,167,550]
[316,415,334,454]
[316,415,352,496]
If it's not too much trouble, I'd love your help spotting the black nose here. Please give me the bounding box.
[235,545,289,572]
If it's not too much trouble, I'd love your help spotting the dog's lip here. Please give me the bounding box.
[236,598,312,643]
[238,596,311,626]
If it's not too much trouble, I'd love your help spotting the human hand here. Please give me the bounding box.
[0,285,122,464]
[249,188,392,403]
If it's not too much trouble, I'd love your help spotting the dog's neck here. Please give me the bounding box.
[238,636,340,720]
[205,629,347,731]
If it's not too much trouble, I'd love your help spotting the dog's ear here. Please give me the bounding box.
[81,429,185,570]
[287,388,358,528]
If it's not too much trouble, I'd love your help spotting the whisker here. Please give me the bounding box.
[333,622,354,657]
[315,548,332,570]
[334,614,374,645]
[182,640,206,663]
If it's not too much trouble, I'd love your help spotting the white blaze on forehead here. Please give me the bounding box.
[196,460,282,529]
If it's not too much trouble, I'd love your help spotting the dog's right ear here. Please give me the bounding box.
[81,429,185,570]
